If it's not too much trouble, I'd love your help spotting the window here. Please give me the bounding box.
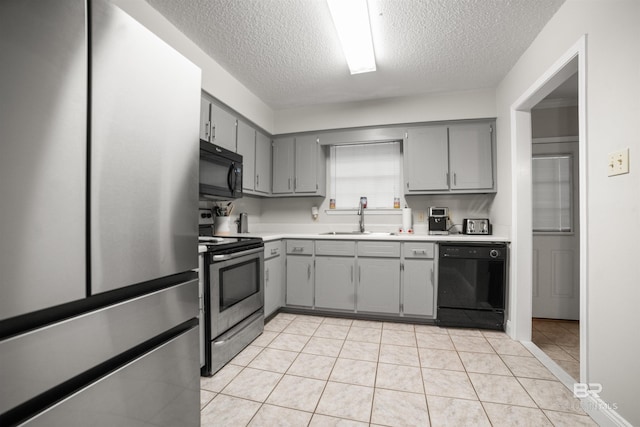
[329,141,401,209]
[532,154,573,232]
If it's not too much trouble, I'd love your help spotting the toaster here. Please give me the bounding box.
[462,218,492,235]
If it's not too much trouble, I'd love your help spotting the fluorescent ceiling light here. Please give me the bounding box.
[327,0,376,74]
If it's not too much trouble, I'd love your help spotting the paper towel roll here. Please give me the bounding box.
[402,208,412,231]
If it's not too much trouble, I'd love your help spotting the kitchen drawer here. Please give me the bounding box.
[357,241,400,258]
[264,240,282,260]
[315,240,356,256]
[404,242,435,259]
[286,240,314,255]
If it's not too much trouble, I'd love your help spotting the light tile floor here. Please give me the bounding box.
[201,313,597,426]
[531,318,580,381]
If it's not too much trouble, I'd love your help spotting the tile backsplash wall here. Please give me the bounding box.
[203,194,496,234]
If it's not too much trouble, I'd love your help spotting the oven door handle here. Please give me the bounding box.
[212,246,264,261]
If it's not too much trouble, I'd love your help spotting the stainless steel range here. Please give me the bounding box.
[199,210,264,376]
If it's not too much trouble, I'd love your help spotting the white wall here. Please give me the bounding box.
[274,88,496,134]
[252,194,495,234]
[111,0,275,133]
[494,1,640,424]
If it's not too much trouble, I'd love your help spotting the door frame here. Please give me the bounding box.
[509,36,588,382]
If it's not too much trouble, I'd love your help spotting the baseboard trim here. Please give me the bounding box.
[522,341,632,427]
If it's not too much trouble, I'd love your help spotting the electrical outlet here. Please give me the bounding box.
[416,210,425,223]
[608,148,629,176]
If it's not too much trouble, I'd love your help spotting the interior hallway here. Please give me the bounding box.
[532,318,580,381]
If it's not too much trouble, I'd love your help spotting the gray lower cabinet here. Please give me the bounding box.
[284,239,438,319]
[314,240,356,311]
[357,258,401,314]
[264,241,283,317]
[403,243,436,317]
[357,242,401,314]
[315,257,355,310]
[285,240,314,307]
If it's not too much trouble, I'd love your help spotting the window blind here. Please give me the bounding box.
[532,155,573,232]
[330,141,401,209]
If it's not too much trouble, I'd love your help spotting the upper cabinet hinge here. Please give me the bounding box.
[404,132,408,139]
[316,137,320,144]
[490,125,493,133]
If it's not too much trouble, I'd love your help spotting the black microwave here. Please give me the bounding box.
[199,140,243,200]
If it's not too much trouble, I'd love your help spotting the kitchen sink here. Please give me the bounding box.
[319,231,397,236]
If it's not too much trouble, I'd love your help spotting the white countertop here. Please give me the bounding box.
[220,231,510,243]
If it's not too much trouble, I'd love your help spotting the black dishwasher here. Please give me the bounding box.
[437,243,507,330]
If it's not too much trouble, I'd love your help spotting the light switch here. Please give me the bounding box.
[608,148,629,176]
[416,210,425,223]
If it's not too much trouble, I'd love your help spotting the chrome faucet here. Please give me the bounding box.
[357,198,365,232]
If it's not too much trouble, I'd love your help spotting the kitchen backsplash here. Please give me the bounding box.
[201,193,496,234]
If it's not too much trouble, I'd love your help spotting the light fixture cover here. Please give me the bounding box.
[327,0,376,74]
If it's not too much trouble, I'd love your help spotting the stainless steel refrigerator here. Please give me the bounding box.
[0,1,202,425]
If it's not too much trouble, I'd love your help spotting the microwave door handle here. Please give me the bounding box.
[227,162,235,192]
[233,166,240,193]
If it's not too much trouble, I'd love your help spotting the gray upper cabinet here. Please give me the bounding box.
[294,135,319,193]
[272,136,326,196]
[209,103,237,152]
[404,121,495,194]
[237,120,256,192]
[236,122,271,196]
[272,137,295,194]
[405,126,449,191]
[200,96,237,152]
[255,131,272,194]
[449,123,494,190]
[200,97,212,142]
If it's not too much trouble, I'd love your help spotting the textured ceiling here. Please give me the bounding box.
[146,0,565,109]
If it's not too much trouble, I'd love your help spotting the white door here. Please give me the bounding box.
[532,141,579,319]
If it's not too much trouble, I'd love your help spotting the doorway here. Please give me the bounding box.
[510,36,587,387]
[529,77,581,380]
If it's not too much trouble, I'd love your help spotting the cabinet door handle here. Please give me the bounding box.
[266,268,269,282]
[307,264,311,280]
[446,172,450,186]
[453,172,457,186]
[212,124,216,140]
[205,121,211,140]
[430,268,434,285]
[256,174,259,187]
[406,182,409,189]
[270,248,278,255]
[413,249,427,255]
[294,177,297,190]
[351,265,354,283]
[359,266,362,282]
